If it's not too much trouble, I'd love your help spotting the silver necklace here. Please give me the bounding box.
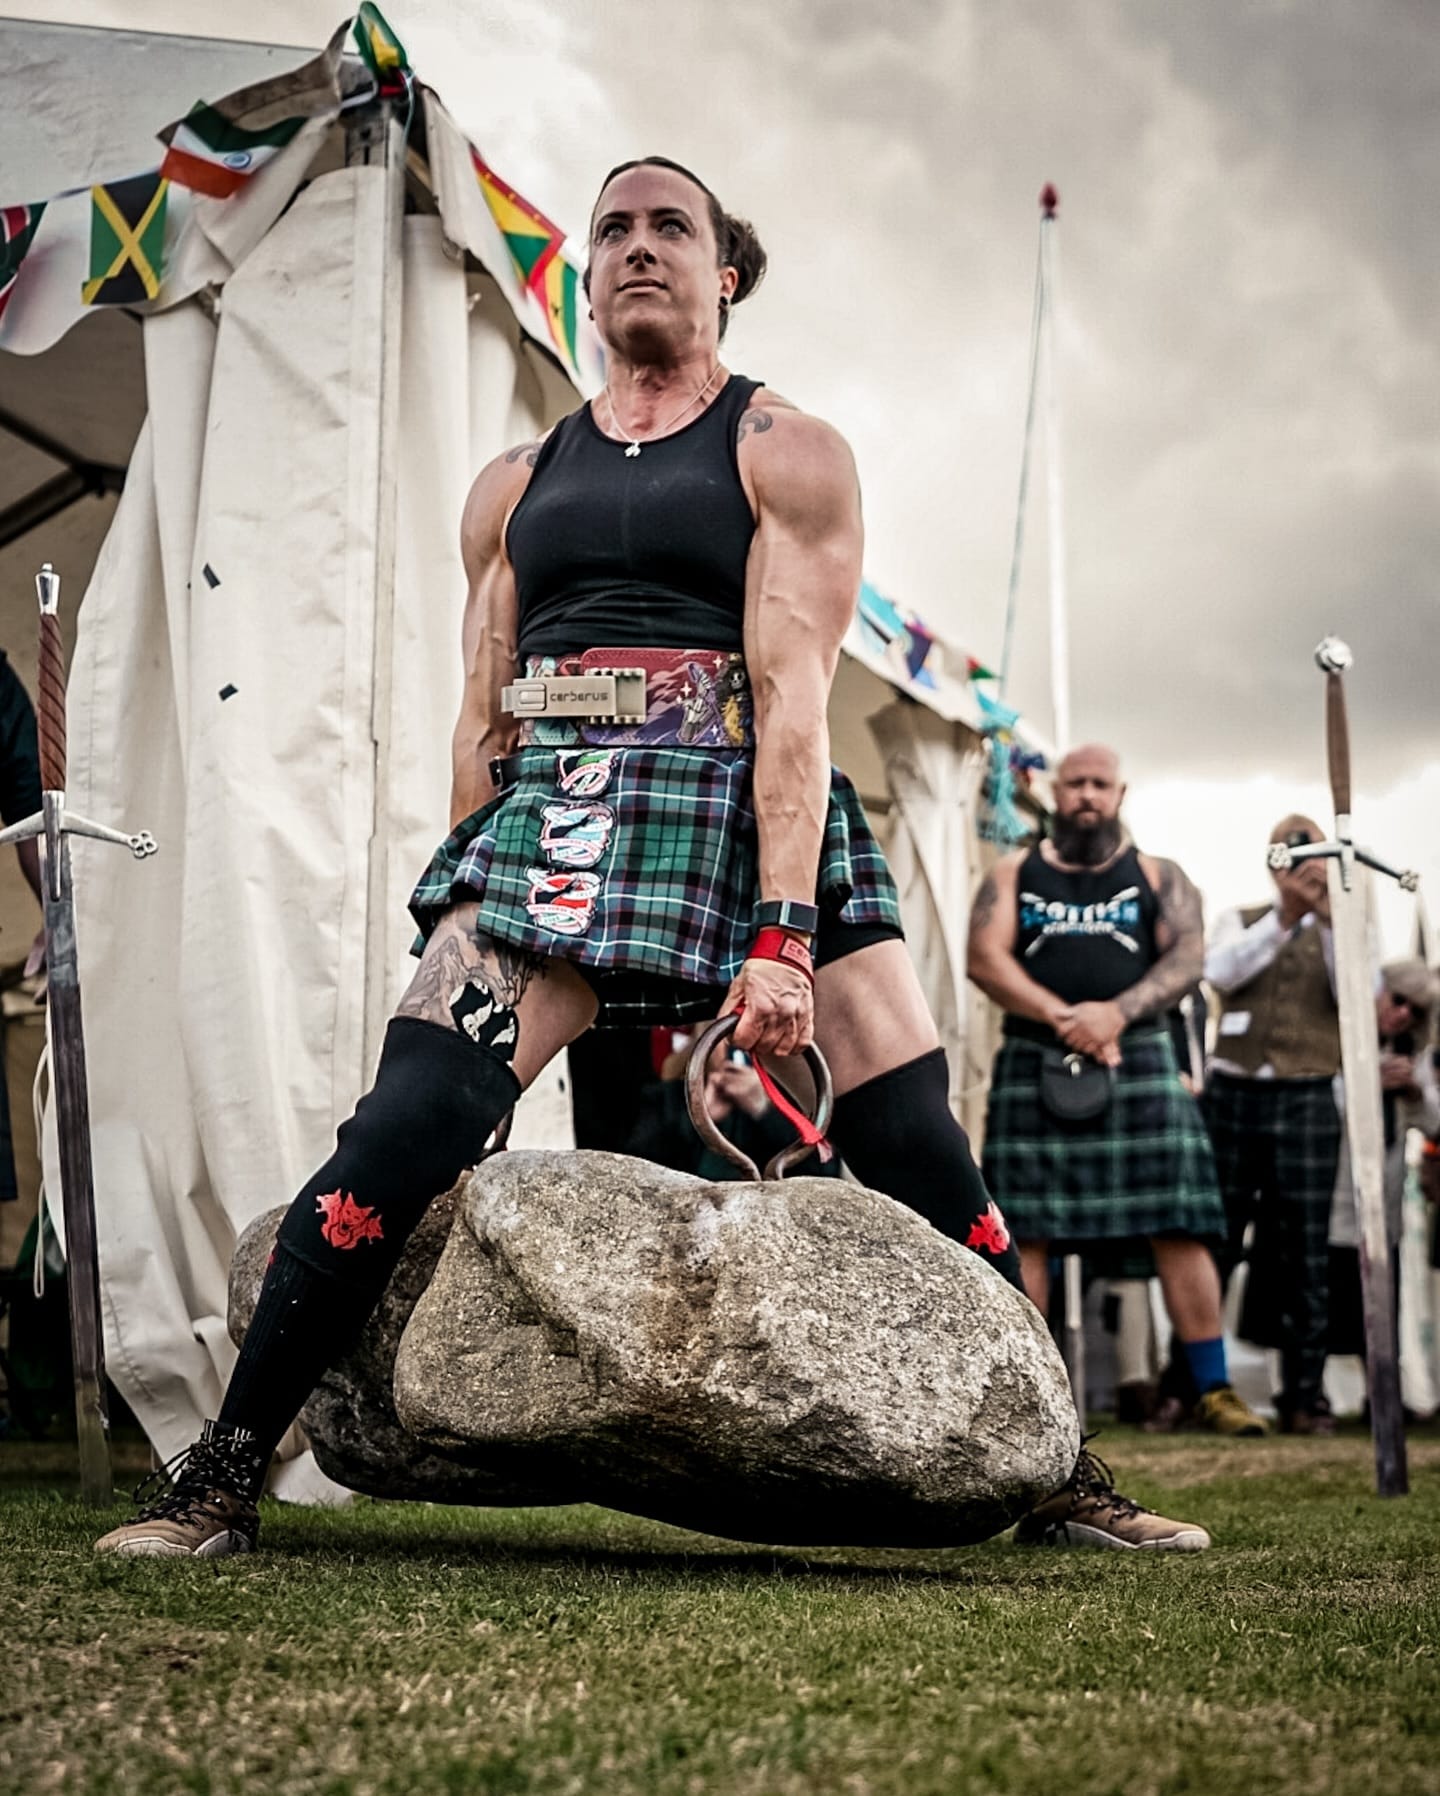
[603,364,724,457]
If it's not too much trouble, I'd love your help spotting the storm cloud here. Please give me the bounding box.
[18,0,1440,786]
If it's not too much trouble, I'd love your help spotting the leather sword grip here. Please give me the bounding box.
[37,611,66,793]
[1325,670,1351,817]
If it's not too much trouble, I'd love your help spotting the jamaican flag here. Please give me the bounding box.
[82,174,168,306]
[0,203,45,327]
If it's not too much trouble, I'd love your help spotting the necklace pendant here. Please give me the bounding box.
[624,441,642,458]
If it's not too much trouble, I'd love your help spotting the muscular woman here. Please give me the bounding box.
[99,157,1205,1556]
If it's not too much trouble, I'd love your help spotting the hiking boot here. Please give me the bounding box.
[1193,1384,1269,1437]
[1013,1443,1211,1551]
[95,1421,264,1558]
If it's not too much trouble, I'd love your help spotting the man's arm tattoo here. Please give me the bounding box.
[736,410,773,444]
[1115,860,1204,1023]
[970,871,1000,937]
[504,441,542,467]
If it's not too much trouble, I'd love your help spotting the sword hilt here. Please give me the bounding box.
[35,564,66,793]
[1315,637,1352,821]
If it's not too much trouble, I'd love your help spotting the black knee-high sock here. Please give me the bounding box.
[830,1048,1026,1292]
[217,1248,375,1480]
[216,1016,522,1472]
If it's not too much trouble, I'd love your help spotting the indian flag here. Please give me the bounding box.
[160,102,305,200]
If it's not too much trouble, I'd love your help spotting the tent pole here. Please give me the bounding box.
[346,102,408,1075]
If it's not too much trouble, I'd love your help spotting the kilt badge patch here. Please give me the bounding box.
[525,867,602,936]
[538,800,615,869]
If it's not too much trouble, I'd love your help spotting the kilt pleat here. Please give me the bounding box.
[980,1032,1226,1245]
[409,744,901,1024]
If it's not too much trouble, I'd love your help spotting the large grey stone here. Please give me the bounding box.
[229,1189,578,1506]
[393,1150,1079,1546]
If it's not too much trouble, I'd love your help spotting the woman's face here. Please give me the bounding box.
[588,164,735,359]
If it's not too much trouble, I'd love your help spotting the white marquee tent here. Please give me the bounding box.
[0,19,1035,1473]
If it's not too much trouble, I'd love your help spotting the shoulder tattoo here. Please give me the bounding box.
[736,409,773,445]
[1155,858,1202,933]
[970,870,1001,933]
[504,441,542,467]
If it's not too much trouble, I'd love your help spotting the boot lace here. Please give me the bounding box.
[1066,1437,1147,1522]
[130,1432,257,1526]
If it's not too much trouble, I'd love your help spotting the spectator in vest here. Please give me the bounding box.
[968,743,1265,1435]
[1203,813,1343,1434]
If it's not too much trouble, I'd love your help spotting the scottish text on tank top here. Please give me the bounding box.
[506,374,764,659]
[1012,843,1160,1005]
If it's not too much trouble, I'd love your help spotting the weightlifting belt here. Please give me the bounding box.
[500,647,753,751]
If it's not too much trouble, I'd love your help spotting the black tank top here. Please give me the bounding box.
[1010,843,1160,1005]
[507,374,762,658]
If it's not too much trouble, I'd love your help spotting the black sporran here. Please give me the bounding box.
[1038,1048,1115,1123]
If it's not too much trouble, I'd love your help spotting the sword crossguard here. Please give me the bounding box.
[1270,836,1419,893]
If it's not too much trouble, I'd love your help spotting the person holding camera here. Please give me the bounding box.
[1204,813,1346,1434]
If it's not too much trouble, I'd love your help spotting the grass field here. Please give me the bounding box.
[4,1430,1439,1796]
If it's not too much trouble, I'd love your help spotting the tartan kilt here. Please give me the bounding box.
[980,1031,1226,1246]
[409,744,901,1025]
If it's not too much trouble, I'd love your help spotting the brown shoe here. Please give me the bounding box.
[95,1421,264,1559]
[1193,1384,1269,1437]
[1142,1394,1191,1435]
[1279,1397,1338,1438]
[1014,1444,1211,1552]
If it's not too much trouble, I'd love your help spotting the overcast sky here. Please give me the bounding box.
[9,0,1438,940]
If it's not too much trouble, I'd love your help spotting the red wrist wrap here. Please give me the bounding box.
[747,926,815,984]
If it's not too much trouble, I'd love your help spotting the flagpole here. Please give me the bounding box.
[1037,182,1084,1421]
[1039,184,1071,752]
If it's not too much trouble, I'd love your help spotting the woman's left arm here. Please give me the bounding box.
[723,403,863,1057]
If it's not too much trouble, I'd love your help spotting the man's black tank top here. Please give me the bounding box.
[507,373,763,658]
[1010,843,1160,1005]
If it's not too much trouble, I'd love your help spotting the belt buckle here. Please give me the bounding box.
[503,678,550,717]
[591,666,647,724]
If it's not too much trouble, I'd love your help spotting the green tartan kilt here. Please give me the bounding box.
[409,744,902,1025]
[980,1030,1226,1247]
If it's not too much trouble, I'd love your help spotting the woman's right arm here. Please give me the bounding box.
[449,448,537,828]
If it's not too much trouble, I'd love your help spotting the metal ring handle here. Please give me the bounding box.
[684,1013,834,1182]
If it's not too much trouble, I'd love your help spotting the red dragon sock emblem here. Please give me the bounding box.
[315,1189,385,1250]
[966,1200,1011,1257]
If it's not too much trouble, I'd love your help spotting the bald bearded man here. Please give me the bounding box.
[968,744,1265,1437]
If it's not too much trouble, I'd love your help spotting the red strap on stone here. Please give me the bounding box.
[746,926,815,985]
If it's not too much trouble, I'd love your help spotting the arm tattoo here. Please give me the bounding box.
[504,441,542,467]
[736,409,773,444]
[970,871,1000,936]
[1115,859,1205,1023]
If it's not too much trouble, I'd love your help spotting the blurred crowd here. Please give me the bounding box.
[967,745,1440,1435]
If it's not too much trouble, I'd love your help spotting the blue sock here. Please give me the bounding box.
[1181,1335,1229,1395]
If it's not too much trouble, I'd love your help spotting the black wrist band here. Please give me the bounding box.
[753,898,820,935]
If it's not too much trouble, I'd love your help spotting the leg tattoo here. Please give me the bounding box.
[397,908,547,1066]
